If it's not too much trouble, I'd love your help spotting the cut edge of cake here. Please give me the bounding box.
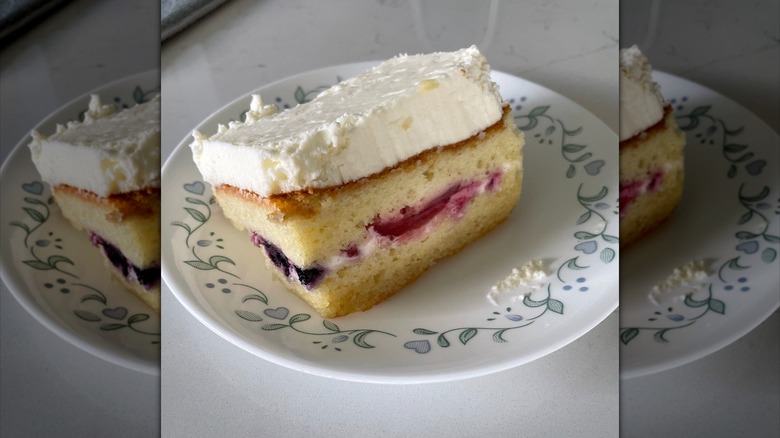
[52,185,161,312]
[618,45,686,247]
[619,106,685,247]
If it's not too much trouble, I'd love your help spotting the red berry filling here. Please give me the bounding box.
[619,170,664,218]
[369,171,501,241]
[342,244,360,258]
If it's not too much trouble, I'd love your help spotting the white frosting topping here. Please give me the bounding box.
[29,94,161,197]
[649,260,711,305]
[619,46,665,141]
[487,259,550,306]
[190,46,503,196]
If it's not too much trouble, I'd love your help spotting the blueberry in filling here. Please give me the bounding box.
[251,233,326,289]
[89,232,160,290]
[295,265,326,287]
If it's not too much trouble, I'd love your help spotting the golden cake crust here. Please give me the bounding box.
[54,185,160,221]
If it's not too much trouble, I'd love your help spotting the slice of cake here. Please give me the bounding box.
[619,46,686,246]
[191,46,524,318]
[29,94,161,312]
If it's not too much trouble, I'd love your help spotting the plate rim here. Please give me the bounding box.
[619,70,780,379]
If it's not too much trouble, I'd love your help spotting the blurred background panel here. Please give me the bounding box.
[0,1,160,436]
[620,1,779,437]
[621,0,779,132]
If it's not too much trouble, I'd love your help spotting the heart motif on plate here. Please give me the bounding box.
[102,307,128,320]
[574,241,598,254]
[22,181,44,195]
[264,307,289,320]
[403,340,431,354]
[183,181,205,195]
[584,160,605,176]
[735,241,759,254]
[745,160,766,176]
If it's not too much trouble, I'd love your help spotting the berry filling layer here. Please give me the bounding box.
[251,233,326,289]
[252,170,504,289]
[619,169,664,218]
[369,170,501,243]
[89,232,160,290]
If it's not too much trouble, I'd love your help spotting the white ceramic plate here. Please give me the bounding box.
[620,72,780,379]
[0,71,161,376]
[163,63,619,383]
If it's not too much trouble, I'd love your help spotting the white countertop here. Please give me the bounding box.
[160,0,619,437]
[0,0,159,436]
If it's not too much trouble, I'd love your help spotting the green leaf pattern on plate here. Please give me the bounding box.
[9,177,159,344]
[620,98,779,345]
[675,104,765,179]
